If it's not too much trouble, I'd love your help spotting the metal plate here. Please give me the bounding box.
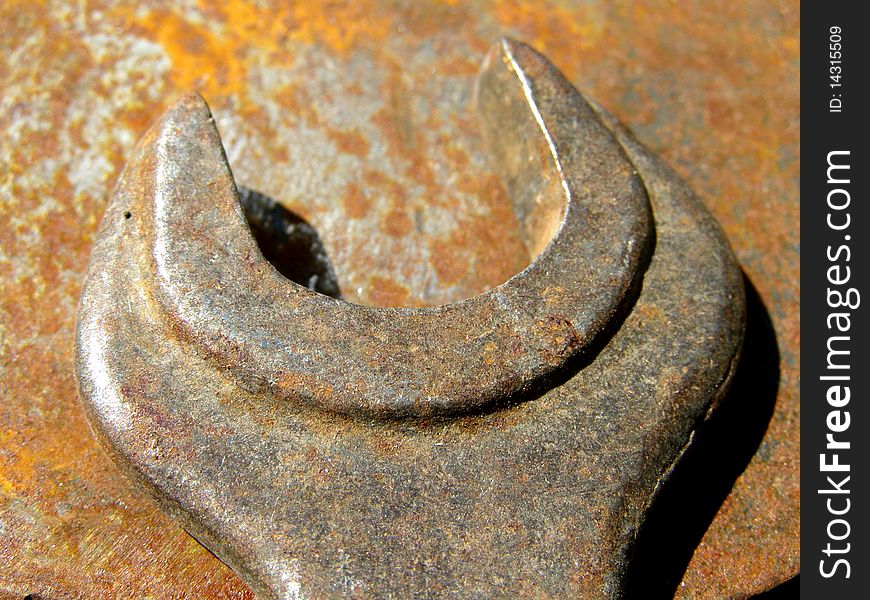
[0,1,799,597]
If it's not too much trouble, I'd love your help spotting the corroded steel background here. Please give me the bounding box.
[1,1,798,598]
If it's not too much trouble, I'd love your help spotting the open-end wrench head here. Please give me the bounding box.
[76,39,744,598]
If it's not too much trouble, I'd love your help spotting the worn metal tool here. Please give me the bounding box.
[76,39,744,598]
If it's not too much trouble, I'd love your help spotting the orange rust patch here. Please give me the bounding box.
[326,127,370,158]
[275,372,334,400]
[436,55,480,76]
[369,435,404,457]
[482,341,499,366]
[127,8,248,100]
[342,182,372,219]
[431,235,469,287]
[441,141,470,171]
[369,63,439,197]
[237,101,291,163]
[275,83,322,127]
[363,169,405,199]
[634,303,668,327]
[117,1,395,103]
[280,2,394,55]
[491,0,605,56]
[536,315,581,360]
[391,0,470,38]
[383,203,413,238]
[366,275,411,307]
[427,172,529,292]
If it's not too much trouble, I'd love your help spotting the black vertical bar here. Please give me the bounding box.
[802,3,869,597]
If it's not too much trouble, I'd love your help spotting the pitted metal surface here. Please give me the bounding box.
[76,40,743,598]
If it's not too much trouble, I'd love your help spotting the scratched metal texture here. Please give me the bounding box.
[0,1,798,598]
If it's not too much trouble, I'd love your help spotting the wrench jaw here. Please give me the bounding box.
[474,39,570,259]
[108,38,654,421]
[475,39,654,266]
[75,39,744,599]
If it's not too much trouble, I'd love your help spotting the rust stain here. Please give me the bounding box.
[127,7,248,100]
[275,83,322,127]
[327,127,371,158]
[342,181,372,219]
[366,275,412,307]
[371,106,437,197]
[382,203,413,238]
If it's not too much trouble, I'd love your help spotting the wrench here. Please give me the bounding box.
[76,39,744,598]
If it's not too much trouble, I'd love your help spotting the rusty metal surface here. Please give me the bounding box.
[0,1,799,598]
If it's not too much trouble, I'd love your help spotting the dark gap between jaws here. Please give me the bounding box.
[237,186,341,299]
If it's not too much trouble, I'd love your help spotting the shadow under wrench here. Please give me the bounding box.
[623,272,784,598]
